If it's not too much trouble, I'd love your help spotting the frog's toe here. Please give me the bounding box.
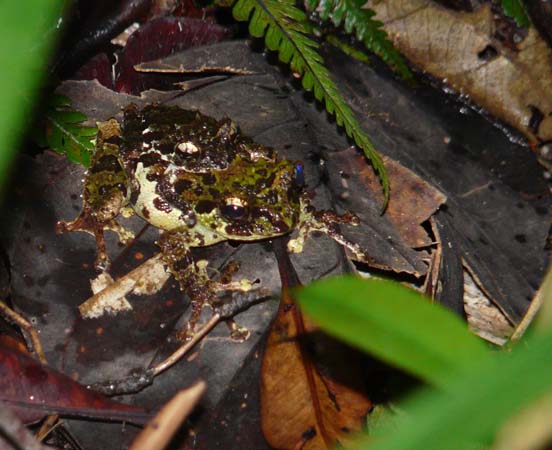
[56,209,121,271]
[287,235,306,253]
[227,319,250,342]
[94,252,111,271]
[106,220,135,244]
[56,210,98,238]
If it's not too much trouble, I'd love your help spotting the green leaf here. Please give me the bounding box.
[502,0,531,27]
[296,276,489,388]
[326,34,371,64]
[231,0,390,205]
[355,330,552,450]
[0,1,65,195]
[39,95,96,166]
[305,0,412,81]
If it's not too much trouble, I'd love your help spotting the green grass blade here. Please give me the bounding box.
[356,330,552,450]
[296,276,489,388]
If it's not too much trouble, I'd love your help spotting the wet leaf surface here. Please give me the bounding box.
[192,338,271,450]
[323,44,551,324]
[365,0,552,144]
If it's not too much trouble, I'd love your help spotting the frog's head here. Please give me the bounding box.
[191,157,305,241]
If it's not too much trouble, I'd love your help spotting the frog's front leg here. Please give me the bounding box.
[288,194,367,260]
[56,119,134,271]
[157,230,255,340]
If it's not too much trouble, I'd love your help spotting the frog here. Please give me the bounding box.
[57,104,366,337]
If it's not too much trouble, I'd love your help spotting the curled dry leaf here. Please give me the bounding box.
[134,39,260,75]
[366,0,552,143]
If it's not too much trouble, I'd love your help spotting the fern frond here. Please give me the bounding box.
[34,95,96,166]
[326,33,371,64]
[501,0,530,27]
[306,0,411,80]
[232,0,389,205]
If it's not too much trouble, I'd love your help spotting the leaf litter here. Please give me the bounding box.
[1,6,550,447]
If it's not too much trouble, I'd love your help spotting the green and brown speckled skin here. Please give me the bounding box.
[58,104,363,337]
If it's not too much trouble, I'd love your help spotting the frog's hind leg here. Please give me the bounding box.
[157,230,256,340]
[287,194,367,260]
[157,230,219,338]
[56,119,134,271]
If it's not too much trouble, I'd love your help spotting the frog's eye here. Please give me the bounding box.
[221,197,247,220]
[293,163,305,188]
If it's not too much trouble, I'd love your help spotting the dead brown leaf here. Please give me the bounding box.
[328,147,446,250]
[367,0,552,143]
[260,241,371,450]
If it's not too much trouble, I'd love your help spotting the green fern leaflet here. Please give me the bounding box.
[306,0,411,80]
[232,0,389,204]
[35,95,96,166]
[326,34,371,64]
[501,0,530,27]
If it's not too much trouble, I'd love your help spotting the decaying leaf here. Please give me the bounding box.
[366,0,552,144]
[463,268,514,345]
[134,39,259,75]
[324,36,550,328]
[326,147,445,250]
[116,16,232,93]
[261,242,371,450]
[0,337,149,425]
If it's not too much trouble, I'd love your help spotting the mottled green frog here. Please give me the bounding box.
[57,104,365,335]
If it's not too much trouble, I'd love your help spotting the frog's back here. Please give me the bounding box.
[121,104,248,172]
[120,104,302,242]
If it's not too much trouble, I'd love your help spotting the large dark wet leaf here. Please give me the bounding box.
[323,43,551,325]
[6,43,385,447]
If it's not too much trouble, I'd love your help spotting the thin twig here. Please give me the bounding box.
[151,314,220,376]
[0,300,46,363]
[0,300,59,440]
[36,415,61,442]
